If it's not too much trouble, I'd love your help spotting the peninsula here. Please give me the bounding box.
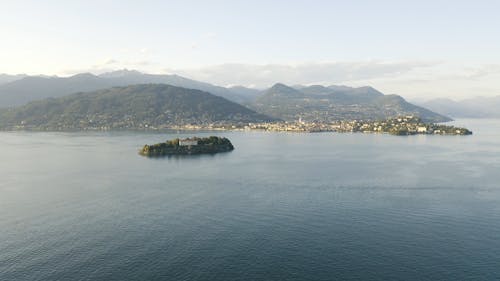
[140,136,234,157]
[244,116,473,135]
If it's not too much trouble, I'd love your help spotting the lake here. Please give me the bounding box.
[1,119,500,280]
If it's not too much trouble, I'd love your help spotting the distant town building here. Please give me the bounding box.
[417,126,427,133]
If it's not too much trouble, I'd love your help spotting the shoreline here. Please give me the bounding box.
[0,126,473,136]
[0,117,473,136]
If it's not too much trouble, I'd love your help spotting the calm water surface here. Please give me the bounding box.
[1,119,500,280]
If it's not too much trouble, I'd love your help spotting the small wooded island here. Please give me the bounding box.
[140,136,234,157]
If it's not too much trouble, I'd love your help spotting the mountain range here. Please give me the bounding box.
[0,69,454,126]
[0,70,256,107]
[0,74,28,85]
[0,84,274,130]
[252,83,451,122]
[418,96,500,118]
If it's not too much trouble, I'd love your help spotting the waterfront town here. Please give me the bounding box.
[6,115,472,136]
[168,116,472,136]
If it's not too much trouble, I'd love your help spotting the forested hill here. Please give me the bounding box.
[0,84,275,130]
[251,83,451,122]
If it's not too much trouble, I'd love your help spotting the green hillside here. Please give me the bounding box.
[0,84,275,130]
[252,83,451,122]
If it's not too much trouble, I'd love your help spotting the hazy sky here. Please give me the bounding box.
[1,0,499,99]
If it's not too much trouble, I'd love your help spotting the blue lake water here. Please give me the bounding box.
[1,119,500,280]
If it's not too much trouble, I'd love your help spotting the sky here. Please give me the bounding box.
[1,0,499,100]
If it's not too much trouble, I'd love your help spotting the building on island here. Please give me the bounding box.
[179,139,198,146]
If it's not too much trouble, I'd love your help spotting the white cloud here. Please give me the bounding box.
[60,59,500,100]
[343,62,500,100]
[92,58,119,69]
[61,58,155,76]
[165,61,437,88]
[165,61,500,100]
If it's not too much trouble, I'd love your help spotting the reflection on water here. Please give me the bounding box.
[1,119,500,281]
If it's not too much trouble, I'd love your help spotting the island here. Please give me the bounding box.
[139,136,234,157]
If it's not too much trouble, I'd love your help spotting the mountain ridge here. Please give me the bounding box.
[0,84,276,130]
[252,83,451,122]
[0,70,254,107]
[0,70,453,122]
[419,96,500,118]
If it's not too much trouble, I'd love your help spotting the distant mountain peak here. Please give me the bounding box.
[265,83,305,99]
[0,74,29,85]
[99,69,143,78]
[268,83,300,93]
[270,82,290,89]
[358,85,375,90]
[71,72,98,79]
